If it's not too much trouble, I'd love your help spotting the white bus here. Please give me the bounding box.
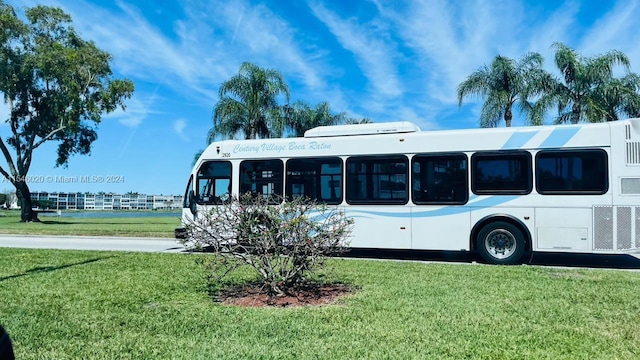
[177,118,640,265]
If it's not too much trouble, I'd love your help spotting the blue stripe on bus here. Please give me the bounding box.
[501,131,538,149]
[539,127,580,148]
[345,195,520,219]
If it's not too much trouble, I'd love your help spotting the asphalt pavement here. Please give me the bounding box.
[0,234,186,253]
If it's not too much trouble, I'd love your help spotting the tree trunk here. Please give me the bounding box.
[505,107,513,127]
[572,103,581,124]
[15,180,39,222]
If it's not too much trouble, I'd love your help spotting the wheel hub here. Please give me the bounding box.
[485,229,516,259]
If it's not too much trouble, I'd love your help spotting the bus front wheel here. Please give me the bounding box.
[476,221,525,265]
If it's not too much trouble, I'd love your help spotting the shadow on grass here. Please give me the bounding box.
[342,249,475,263]
[529,252,640,269]
[342,249,640,269]
[39,220,151,225]
[0,256,113,282]
[195,246,640,270]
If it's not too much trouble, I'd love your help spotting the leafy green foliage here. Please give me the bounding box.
[182,194,353,296]
[0,2,134,221]
[457,52,549,127]
[536,42,640,124]
[210,62,289,140]
[459,43,640,126]
[285,100,346,137]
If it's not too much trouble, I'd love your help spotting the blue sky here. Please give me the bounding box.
[2,0,640,195]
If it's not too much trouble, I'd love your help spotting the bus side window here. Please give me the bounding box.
[346,155,408,205]
[536,149,608,194]
[196,161,232,204]
[412,153,468,205]
[285,157,343,204]
[239,159,283,203]
[471,151,532,195]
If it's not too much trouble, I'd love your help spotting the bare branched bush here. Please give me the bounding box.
[181,194,353,296]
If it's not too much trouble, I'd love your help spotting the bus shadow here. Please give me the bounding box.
[343,249,640,269]
[343,249,474,263]
[528,252,640,269]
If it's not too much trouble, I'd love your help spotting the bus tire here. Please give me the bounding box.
[476,221,525,265]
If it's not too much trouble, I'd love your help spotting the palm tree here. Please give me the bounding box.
[457,52,549,127]
[620,73,640,118]
[285,100,346,137]
[210,62,290,141]
[593,73,640,121]
[345,117,373,124]
[536,42,633,124]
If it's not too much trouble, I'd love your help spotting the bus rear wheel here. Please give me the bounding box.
[476,221,525,265]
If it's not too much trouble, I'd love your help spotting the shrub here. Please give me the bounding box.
[181,194,353,296]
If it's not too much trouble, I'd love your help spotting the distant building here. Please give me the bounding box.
[29,192,183,210]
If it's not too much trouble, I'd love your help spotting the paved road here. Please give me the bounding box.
[0,234,186,253]
[2,234,640,270]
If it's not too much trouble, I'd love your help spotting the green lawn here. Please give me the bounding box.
[0,210,179,237]
[1,248,639,359]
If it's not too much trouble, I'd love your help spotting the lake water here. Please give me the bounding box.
[38,211,182,218]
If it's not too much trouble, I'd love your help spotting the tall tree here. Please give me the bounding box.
[588,73,640,121]
[285,100,346,137]
[345,117,372,124]
[457,52,549,127]
[537,42,634,124]
[619,73,640,118]
[210,62,289,141]
[0,3,134,221]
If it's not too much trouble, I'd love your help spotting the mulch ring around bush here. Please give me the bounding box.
[215,282,354,308]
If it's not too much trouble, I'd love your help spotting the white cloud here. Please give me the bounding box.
[210,1,326,91]
[104,96,154,128]
[308,1,402,99]
[57,0,333,112]
[577,0,640,75]
[173,119,189,141]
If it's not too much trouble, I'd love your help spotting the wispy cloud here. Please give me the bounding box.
[173,119,189,141]
[10,0,640,132]
[68,1,221,104]
[374,0,523,104]
[210,1,326,91]
[578,0,640,70]
[308,1,402,99]
[105,96,155,128]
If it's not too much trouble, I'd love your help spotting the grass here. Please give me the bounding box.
[1,248,640,359]
[0,210,179,237]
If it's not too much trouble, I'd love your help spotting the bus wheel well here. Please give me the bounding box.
[470,215,532,254]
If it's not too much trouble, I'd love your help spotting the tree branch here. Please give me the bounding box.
[31,125,66,151]
[0,137,18,182]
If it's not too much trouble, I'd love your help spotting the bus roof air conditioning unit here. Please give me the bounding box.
[304,121,421,138]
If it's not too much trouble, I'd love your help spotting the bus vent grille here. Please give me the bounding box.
[594,206,614,250]
[617,207,632,250]
[593,206,639,251]
[627,142,640,165]
[636,207,640,248]
[626,125,631,140]
[621,178,640,194]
